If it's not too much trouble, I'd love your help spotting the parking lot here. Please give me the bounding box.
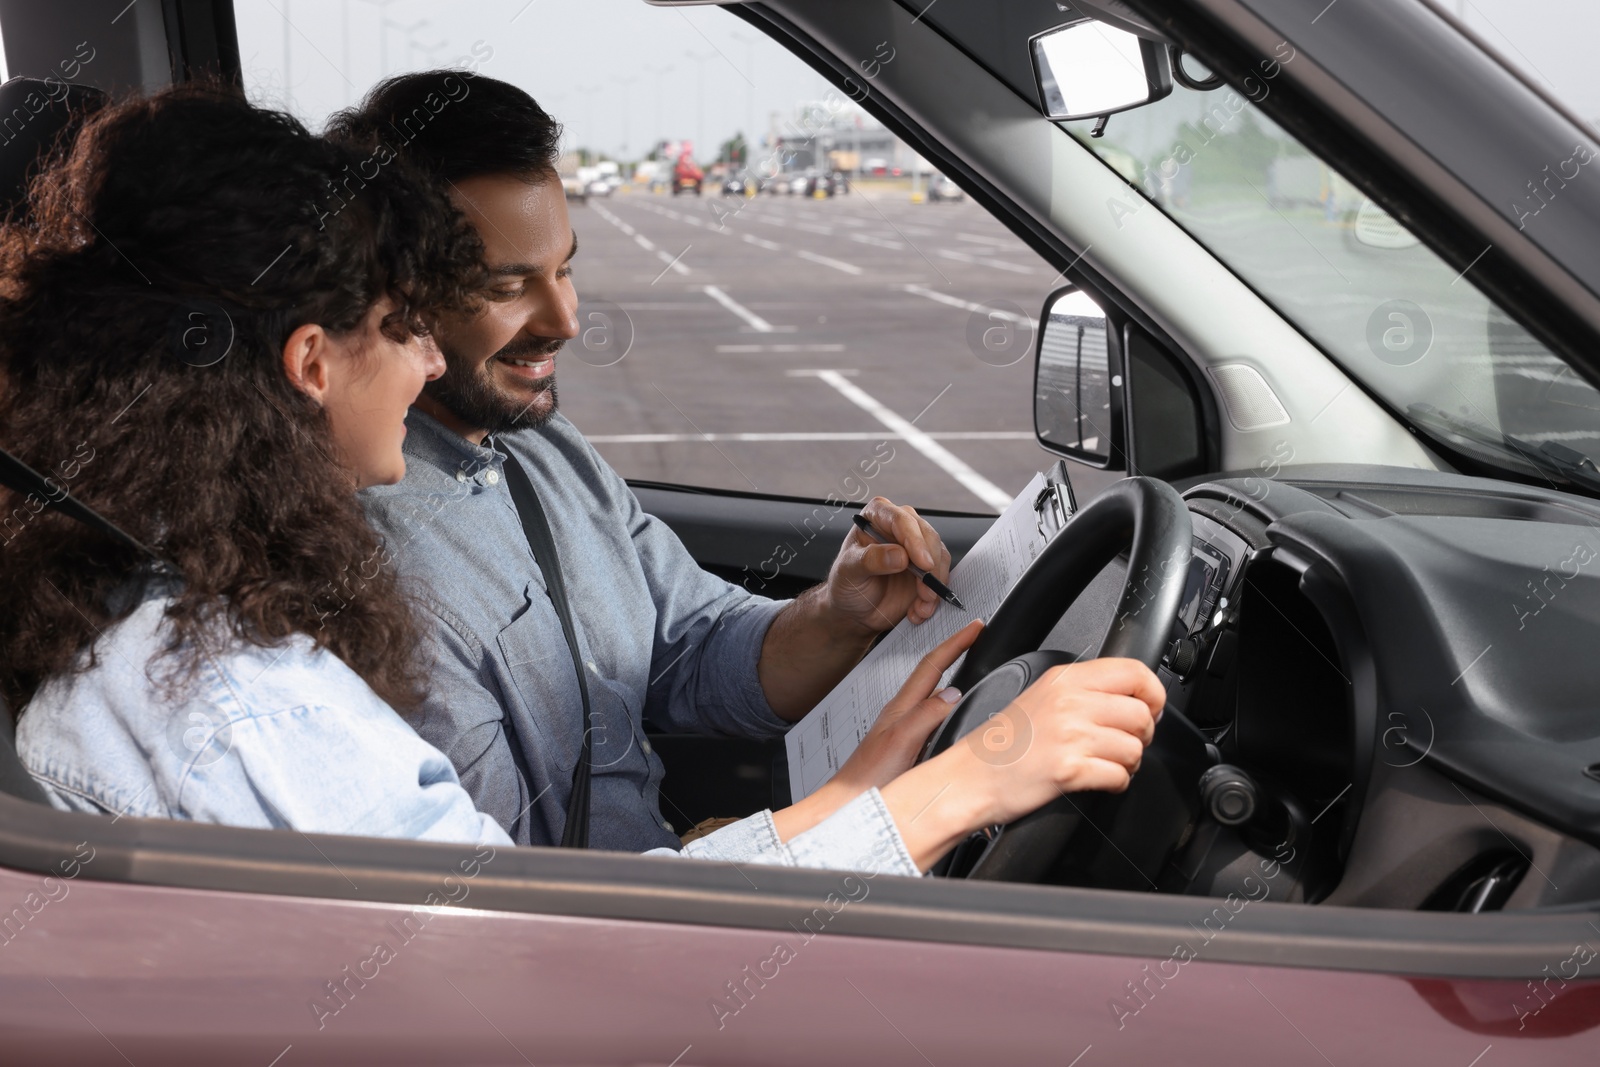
[556,185,1078,514]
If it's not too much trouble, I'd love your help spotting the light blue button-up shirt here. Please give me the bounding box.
[361,410,792,852]
[15,588,921,876]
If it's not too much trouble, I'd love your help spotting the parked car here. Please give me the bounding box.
[4,0,1600,1062]
[925,174,964,201]
[790,171,835,198]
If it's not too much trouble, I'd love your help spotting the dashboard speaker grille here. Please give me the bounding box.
[1207,363,1291,431]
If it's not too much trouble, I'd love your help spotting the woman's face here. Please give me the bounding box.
[290,299,446,489]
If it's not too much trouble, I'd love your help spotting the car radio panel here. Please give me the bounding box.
[1179,512,1249,637]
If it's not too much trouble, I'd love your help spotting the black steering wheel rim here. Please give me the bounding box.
[921,475,1195,882]
[949,476,1193,691]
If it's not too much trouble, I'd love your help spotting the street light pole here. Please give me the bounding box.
[684,50,716,160]
[283,0,292,112]
[642,64,673,156]
[615,76,638,159]
[730,31,757,165]
[574,83,601,162]
[354,0,404,80]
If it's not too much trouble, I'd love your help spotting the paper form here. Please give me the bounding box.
[786,471,1054,802]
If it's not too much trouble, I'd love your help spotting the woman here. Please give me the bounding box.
[0,87,1162,875]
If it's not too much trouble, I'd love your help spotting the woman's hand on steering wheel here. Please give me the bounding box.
[878,658,1166,871]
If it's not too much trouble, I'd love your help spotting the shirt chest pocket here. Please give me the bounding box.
[494,580,644,777]
[494,580,584,771]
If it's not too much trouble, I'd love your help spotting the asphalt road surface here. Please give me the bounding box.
[555,186,1093,515]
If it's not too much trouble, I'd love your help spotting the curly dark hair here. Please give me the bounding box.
[0,84,488,715]
[324,70,562,184]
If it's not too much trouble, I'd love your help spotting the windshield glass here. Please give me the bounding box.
[1062,70,1600,487]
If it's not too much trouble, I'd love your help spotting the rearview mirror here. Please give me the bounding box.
[1034,287,1120,466]
[1031,19,1172,122]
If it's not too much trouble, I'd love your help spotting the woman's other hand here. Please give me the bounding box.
[771,619,981,842]
[831,618,983,794]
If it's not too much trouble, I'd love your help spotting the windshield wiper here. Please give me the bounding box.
[1407,402,1600,494]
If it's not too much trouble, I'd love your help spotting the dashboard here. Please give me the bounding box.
[1046,463,1600,911]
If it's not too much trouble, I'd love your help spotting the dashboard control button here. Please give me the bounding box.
[1200,764,1260,825]
[1169,637,1200,677]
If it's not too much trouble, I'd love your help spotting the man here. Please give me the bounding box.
[334,73,957,852]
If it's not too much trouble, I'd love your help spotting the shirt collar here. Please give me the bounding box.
[403,406,505,480]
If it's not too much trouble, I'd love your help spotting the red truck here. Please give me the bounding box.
[671,150,704,196]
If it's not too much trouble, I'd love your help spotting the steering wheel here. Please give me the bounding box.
[920,476,1213,884]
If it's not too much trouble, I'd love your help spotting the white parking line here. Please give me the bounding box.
[742,233,783,251]
[797,249,864,276]
[593,202,674,268]
[787,369,1014,511]
[588,431,1034,443]
[654,246,692,276]
[716,343,843,352]
[702,285,774,332]
[849,233,906,250]
[897,284,1032,325]
[936,248,1036,274]
[956,232,1014,247]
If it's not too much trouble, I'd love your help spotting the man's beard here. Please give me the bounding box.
[425,336,562,435]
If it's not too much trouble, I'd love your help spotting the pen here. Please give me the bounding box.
[851,513,967,612]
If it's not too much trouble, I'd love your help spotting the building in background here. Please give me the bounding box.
[764,103,924,178]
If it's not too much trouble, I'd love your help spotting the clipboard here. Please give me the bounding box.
[786,463,1082,801]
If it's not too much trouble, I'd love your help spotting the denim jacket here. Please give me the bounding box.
[15,591,920,876]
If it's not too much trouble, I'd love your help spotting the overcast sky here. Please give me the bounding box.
[234,0,839,158]
[232,0,1600,157]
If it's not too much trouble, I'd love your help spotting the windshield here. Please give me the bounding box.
[1062,73,1600,487]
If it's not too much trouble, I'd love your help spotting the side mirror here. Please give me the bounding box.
[1031,18,1172,122]
[1034,287,1122,467]
[1035,285,1215,480]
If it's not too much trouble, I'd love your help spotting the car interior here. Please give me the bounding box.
[638,0,1600,914]
[0,0,1598,975]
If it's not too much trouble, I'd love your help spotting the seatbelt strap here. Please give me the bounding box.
[0,445,161,805]
[0,447,161,561]
[495,446,592,849]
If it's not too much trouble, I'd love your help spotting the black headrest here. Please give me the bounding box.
[0,690,47,804]
[0,76,107,222]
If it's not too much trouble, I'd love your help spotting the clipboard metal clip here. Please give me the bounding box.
[1034,459,1077,542]
[1034,484,1074,543]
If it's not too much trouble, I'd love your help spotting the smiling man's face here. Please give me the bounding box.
[417,173,579,443]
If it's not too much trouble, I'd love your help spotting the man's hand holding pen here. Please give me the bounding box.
[822,496,960,636]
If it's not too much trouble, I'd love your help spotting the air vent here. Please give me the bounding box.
[1207,364,1291,431]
